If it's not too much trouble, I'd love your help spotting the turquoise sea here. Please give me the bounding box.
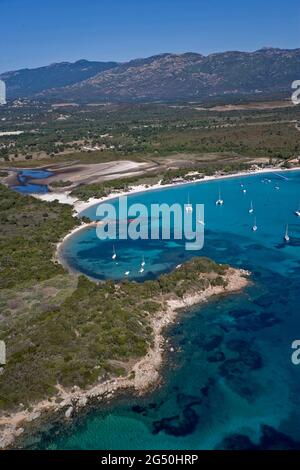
[34,170,300,449]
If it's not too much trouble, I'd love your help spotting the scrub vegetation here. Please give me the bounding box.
[0,101,299,166]
[0,185,230,410]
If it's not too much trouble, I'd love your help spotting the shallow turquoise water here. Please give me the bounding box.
[35,171,300,449]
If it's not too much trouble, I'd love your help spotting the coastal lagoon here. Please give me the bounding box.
[11,169,53,194]
[36,170,300,449]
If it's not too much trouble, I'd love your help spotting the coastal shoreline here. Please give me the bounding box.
[0,267,250,449]
[50,164,300,276]
[0,163,293,448]
[35,165,300,217]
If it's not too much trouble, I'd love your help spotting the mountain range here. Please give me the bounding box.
[1,48,300,103]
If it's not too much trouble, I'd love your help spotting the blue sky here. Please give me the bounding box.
[1,0,299,73]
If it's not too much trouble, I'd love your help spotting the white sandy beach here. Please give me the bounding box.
[35,165,300,218]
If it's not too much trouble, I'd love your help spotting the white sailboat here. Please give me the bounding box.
[141,256,146,267]
[139,267,145,274]
[252,217,258,232]
[284,224,290,243]
[112,245,117,260]
[249,201,254,214]
[295,202,300,217]
[124,271,130,276]
[185,194,193,214]
[216,187,224,206]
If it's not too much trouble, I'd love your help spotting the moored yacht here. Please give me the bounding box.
[185,194,193,213]
[216,187,224,206]
[249,201,254,214]
[112,245,117,260]
[252,217,258,232]
[284,224,290,243]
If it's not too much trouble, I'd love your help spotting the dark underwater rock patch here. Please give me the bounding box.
[229,309,255,319]
[238,349,262,370]
[219,358,245,380]
[259,312,281,328]
[220,349,262,379]
[131,405,146,414]
[219,434,257,450]
[231,310,280,332]
[225,339,249,352]
[202,334,223,352]
[219,340,263,400]
[260,425,300,450]
[207,351,225,363]
[219,425,300,450]
[148,403,158,410]
[239,386,256,399]
[176,393,202,408]
[200,378,215,398]
[152,407,199,437]
[253,294,274,308]
[131,400,162,416]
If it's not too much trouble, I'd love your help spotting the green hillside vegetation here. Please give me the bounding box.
[0,185,79,289]
[71,173,160,201]
[0,101,299,166]
[0,185,231,410]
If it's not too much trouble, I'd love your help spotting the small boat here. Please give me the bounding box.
[185,194,193,214]
[216,187,224,206]
[139,267,145,274]
[112,245,117,260]
[124,271,130,276]
[275,185,280,190]
[294,202,300,216]
[141,256,146,267]
[252,217,258,232]
[249,201,254,214]
[284,224,290,243]
[242,189,247,194]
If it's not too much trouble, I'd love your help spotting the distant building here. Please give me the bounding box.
[0,80,6,105]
